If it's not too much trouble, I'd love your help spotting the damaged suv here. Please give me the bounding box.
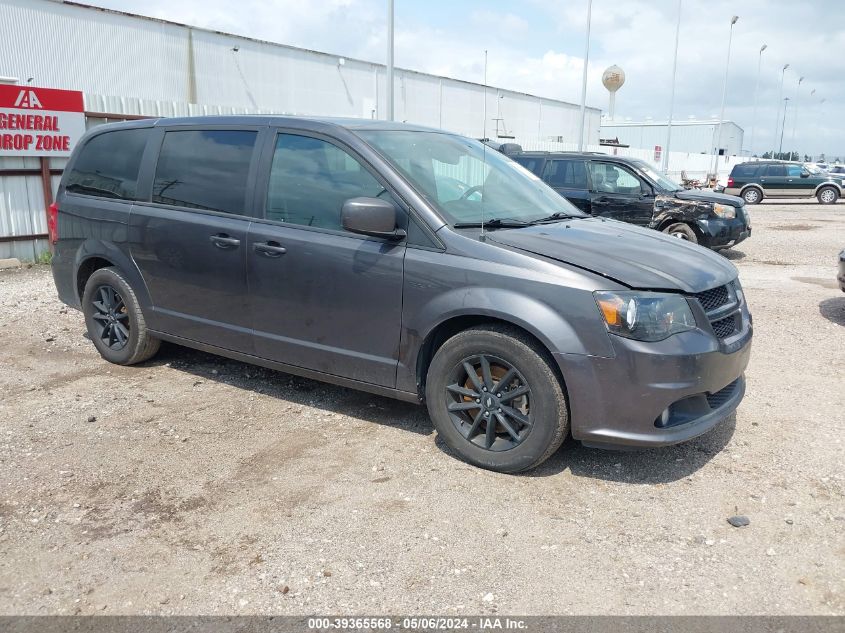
[513,152,751,250]
[51,117,752,473]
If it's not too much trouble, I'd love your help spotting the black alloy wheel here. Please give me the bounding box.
[445,354,532,451]
[90,284,130,350]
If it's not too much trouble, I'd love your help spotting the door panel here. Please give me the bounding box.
[130,206,252,351]
[248,131,406,387]
[588,162,654,225]
[128,127,260,352]
[762,164,789,196]
[248,224,405,386]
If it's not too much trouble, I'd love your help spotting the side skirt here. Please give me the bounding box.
[149,330,422,405]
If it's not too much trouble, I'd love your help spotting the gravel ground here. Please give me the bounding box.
[0,200,842,616]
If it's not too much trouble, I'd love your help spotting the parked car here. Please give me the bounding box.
[511,152,750,250]
[839,250,845,292]
[724,161,845,205]
[50,117,752,473]
[826,165,845,177]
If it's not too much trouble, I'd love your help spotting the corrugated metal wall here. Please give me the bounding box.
[0,0,603,259]
[0,0,601,141]
[599,122,745,156]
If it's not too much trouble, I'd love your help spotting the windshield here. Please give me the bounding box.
[805,164,824,175]
[632,160,683,191]
[358,130,584,225]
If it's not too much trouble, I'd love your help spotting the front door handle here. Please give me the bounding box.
[254,241,287,258]
[210,234,240,249]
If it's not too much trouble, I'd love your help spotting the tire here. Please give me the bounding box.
[82,266,160,365]
[742,187,762,204]
[424,325,569,473]
[817,186,839,205]
[662,222,698,244]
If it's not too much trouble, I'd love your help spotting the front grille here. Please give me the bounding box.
[692,285,730,312]
[711,315,738,338]
[707,379,740,409]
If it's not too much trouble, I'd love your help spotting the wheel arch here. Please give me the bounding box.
[739,183,764,199]
[74,240,152,310]
[814,182,842,195]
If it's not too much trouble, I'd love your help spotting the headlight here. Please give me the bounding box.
[713,203,736,219]
[594,291,696,342]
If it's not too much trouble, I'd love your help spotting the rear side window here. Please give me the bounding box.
[513,156,543,175]
[731,163,761,178]
[765,164,786,177]
[266,133,385,231]
[542,159,588,189]
[152,130,257,214]
[65,128,149,200]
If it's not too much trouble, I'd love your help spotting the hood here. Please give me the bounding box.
[486,218,737,293]
[674,189,745,207]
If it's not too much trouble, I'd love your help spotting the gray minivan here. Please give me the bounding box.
[50,117,752,473]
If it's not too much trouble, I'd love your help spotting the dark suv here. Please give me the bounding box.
[50,117,752,473]
[725,161,845,204]
[513,152,750,250]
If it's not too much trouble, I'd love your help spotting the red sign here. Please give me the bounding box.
[0,85,85,157]
[654,145,662,162]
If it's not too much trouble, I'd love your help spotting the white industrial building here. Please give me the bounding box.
[600,120,745,157]
[0,0,602,259]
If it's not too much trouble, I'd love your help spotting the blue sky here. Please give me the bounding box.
[84,0,844,158]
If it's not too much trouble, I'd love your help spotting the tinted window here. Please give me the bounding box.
[267,134,385,230]
[732,164,761,178]
[513,156,543,175]
[542,159,588,189]
[65,128,149,200]
[765,164,786,177]
[589,162,642,194]
[152,130,256,214]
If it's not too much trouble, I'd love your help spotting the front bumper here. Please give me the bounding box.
[697,215,750,249]
[555,325,752,449]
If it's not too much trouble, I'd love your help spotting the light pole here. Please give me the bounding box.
[778,97,790,156]
[386,0,394,121]
[662,0,682,172]
[710,15,738,180]
[789,76,804,153]
[748,44,766,156]
[772,63,789,157]
[577,0,593,151]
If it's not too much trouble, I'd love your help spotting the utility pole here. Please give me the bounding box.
[790,76,804,150]
[748,44,766,156]
[662,0,682,172]
[386,0,394,121]
[772,64,789,157]
[778,97,790,156]
[577,0,593,151]
[710,15,738,179]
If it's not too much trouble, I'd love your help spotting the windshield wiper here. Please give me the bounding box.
[528,212,581,224]
[453,218,530,229]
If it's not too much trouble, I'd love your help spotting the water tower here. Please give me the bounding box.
[602,65,625,121]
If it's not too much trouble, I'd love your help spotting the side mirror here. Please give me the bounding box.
[341,197,406,240]
[800,171,810,178]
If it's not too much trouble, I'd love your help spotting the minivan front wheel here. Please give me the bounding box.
[425,325,568,473]
[82,267,160,365]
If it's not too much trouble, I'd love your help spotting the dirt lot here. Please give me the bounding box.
[0,201,843,616]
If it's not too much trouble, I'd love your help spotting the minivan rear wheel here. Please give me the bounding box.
[662,222,698,243]
[742,187,762,204]
[425,325,568,473]
[817,186,839,205]
[82,267,160,365]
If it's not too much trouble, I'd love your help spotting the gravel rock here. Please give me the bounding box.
[727,515,750,528]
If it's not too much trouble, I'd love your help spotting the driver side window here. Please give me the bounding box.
[589,162,642,194]
[266,133,386,231]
